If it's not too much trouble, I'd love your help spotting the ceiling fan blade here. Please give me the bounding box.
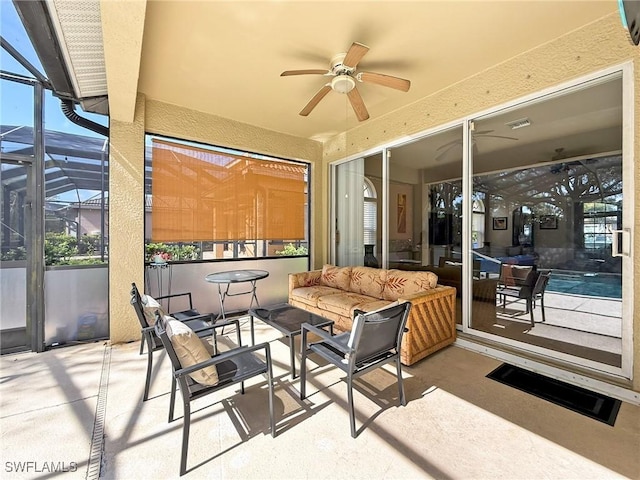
[358,71,410,92]
[347,87,369,121]
[474,130,494,135]
[435,143,459,161]
[343,42,369,68]
[436,139,461,151]
[281,69,329,76]
[299,85,332,116]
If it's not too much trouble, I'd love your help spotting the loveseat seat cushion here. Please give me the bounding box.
[290,285,343,308]
[382,269,438,301]
[321,265,352,290]
[354,298,396,313]
[349,266,387,297]
[317,291,377,318]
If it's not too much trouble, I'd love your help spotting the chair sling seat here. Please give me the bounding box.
[309,335,398,373]
[155,313,275,476]
[130,282,240,402]
[184,353,269,398]
[171,309,202,321]
[300,301,412,438]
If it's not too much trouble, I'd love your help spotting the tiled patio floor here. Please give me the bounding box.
[1,320,639,479]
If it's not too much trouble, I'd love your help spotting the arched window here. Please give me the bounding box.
[364,178,377,245]
[472,197,485,248]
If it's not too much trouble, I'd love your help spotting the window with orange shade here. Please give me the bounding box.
[144,135,309,261]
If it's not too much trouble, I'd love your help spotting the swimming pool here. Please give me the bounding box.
[546,271,622,299]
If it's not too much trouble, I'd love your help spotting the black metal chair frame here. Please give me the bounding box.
[154,313,275,476]
[497,268,551,327]
[131,282,209,354]
[130,282,241,401]
[299,301,411,438]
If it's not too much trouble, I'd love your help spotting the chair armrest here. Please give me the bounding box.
[156,291,194,309]
[174,342,271,379]
[179,312,212,323]
[213,317,241,329]
[192,318,239,336]
[301,322,348,354]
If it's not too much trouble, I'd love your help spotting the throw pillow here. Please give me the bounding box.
[383,269,438,301]
[141,295,167,326]
[166,319,219,386]
[321,264,352,290]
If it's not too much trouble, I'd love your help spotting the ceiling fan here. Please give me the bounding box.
[281,42,411,122]
[435,130,518,161]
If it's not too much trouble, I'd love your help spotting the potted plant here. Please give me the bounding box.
[152,251,171,264]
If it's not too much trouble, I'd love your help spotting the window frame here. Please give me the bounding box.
[143,133,311,262]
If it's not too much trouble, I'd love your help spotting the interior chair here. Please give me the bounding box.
[438,256,482,278]
[154,313,275,476]
[497,266,551,327]
[130,282,241,401]
[299,301,412,438]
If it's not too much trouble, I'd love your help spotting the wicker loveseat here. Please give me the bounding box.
[288,264,457,366]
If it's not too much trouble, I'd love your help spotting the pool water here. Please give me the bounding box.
[547,272,622,299]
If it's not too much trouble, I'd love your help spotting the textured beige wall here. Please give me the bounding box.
[323,13,639,391]
[324,14,635,163]
[109,98,323,342]
[109,94,146,343]
[144,100,325,267]
[100,0,146,123]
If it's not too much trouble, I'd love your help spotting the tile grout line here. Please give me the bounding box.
[86,345,111,480]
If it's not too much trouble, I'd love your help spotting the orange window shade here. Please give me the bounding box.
[151,139,306,242]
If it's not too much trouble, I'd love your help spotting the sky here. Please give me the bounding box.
[1,0,108,139]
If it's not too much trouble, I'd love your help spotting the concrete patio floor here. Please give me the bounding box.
[1,318,639,479]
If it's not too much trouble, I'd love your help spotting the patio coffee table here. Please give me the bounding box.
[248,303,334,379]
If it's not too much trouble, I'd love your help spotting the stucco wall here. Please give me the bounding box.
[109,95,146,343]
[108,97,323,343]
[322,13,639,391]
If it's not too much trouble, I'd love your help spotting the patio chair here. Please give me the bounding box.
[131,282,209,354]
[130,282,241,401]
[497,267,551,327]
[299,301,412,438]
[154,312,275,476]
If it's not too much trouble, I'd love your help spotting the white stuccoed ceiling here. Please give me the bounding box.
[48,1,620,141]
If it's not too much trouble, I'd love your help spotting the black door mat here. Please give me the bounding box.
[487,363,621,426]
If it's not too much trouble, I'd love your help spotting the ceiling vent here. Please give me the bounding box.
[505,117,531,130]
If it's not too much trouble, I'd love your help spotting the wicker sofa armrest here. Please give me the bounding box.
[398,284,457,366]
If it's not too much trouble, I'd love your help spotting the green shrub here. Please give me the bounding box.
[1,246,27,261]
[145,242,200,261]
[78,234,101,255]
[276,243,308,256]
[45,233,78,265]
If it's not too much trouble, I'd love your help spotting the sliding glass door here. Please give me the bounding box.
[467,70,630,376]
[330,66,632,381]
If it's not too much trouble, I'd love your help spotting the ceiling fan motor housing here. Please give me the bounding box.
[331,75,356,94]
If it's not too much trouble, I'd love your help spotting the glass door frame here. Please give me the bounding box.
[0,74,46,352]
[328,63,633,388]
[460,63,634,381]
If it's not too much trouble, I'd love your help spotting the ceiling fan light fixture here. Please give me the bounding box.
[331,75,356,94]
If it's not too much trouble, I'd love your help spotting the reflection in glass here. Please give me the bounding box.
[469,73,623,368]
